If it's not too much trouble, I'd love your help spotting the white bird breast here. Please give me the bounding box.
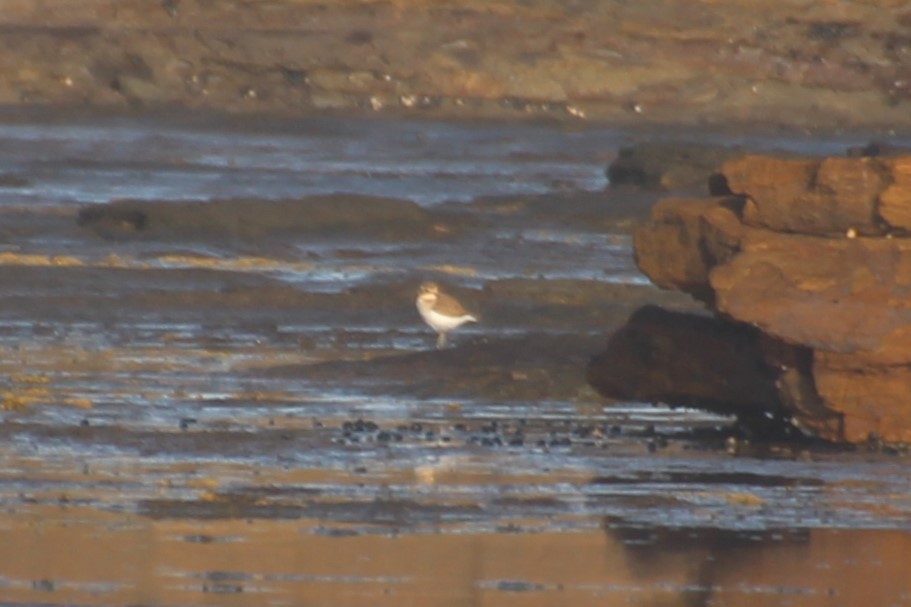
[417,299,475,332]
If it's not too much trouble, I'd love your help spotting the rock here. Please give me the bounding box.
[598,153,911,444]
[814,351,911,443]
[758,335,841,439]
[77,195,437,241]
[722,155,911,236]
[0,174,30,187]
[607,143,746,191]
[846,141,911,158]
[586,305,784,419]
[721,155,886,236]
[709,232,911,357]
[877,158,911,232]
[633,196,745,302]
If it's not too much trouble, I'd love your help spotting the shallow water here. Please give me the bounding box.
[0,113,909,606]
[0,116,615,206]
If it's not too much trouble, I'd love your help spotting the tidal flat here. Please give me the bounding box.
[0,112,909,606]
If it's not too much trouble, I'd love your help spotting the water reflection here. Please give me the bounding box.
[606,520,911,606]
[1,505,908,606]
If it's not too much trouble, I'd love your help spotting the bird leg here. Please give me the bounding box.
[436,332,447,349]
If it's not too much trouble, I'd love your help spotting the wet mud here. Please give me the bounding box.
[1,112,910,606]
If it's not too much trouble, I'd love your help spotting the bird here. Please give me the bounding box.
[415,281,477,349]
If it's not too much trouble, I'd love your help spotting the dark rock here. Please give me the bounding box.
[846,141,911,158]
[0,174,30,187]
[76,205,148,236]
[607,143,746,191]
[77,194,438,241]
[588,305,789,421]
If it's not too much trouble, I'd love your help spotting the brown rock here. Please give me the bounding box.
[709,231,911,357]
[722,155,886,236]
[699,200,747,269]
[814,352,911,443]
[621,153,911,443]
[633,196,745,302]
[757,334,840,439]
[721,155,816,223]
[877,157,911,232]
[816,157,886,230]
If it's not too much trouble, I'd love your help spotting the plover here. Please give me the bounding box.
[416,281,477,349]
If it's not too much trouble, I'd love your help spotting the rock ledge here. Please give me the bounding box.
[590,154,911,444]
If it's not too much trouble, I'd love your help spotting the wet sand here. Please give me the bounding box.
[0,112,910,606]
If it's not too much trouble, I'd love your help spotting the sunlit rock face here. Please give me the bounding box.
[592,155,911,444]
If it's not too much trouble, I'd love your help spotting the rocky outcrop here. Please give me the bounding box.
[592,154,911,444]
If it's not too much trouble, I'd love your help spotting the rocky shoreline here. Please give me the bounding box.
[2,0,911,131]
[590,152,911,445]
